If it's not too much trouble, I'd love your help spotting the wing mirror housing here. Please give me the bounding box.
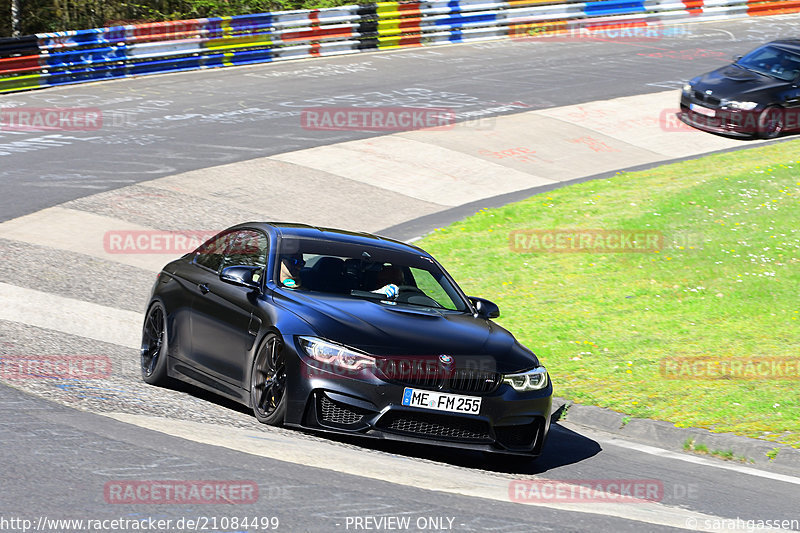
[469,296,500,319]
[220,265,262,290]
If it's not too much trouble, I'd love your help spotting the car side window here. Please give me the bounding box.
[223,230,268,269]
[194,231,233,273]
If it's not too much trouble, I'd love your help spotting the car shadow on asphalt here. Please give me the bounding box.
[317,422,602,476]
[166,379,602,475]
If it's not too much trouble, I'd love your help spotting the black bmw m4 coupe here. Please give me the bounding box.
[141,222,552,457]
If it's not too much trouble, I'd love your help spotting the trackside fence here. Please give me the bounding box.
[1,0,799,93]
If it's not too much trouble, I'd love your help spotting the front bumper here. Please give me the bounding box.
[283,346,553,456]
[678,100,761,138]
[676,92,781,137]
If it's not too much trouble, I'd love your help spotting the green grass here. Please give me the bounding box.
[418,140,800,447]
[767,447,780,461]
[684,438,753,463]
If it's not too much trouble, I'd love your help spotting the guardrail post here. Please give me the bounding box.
[11,0,21,37]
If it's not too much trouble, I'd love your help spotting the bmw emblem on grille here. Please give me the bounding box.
[439,354,453,365]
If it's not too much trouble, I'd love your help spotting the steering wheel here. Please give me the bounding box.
[395,286,444,308]
[397,285,425,294]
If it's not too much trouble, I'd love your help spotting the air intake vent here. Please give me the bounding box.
[318,394,365,427]
[377,411,491,442]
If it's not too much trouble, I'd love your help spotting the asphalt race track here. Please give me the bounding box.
[1,14,800,533]
[2,14,800,223]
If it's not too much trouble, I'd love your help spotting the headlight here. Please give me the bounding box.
[682,83,692,94]
[298,336,375,371]
[503,366,549,391]
[721,100,758,111]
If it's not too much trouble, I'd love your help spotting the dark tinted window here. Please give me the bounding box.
[194,231,233,272]
[223,230,268,269]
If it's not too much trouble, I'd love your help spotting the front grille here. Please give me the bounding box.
[692,90,721,107]
[377,358,501,396]
[448,368,502,395]
[318,394,365,426]
[494,419,545,451]
[377,411,492,442]
[377,357,443,389]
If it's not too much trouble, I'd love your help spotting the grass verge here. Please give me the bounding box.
[418,140,800,447]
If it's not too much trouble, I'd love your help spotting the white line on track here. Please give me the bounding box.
[103,413,797,532]
[576,427,800,487]
[0,282,141,348]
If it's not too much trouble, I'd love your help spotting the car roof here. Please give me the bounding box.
[767,40,800,53]
[235,222,430,256]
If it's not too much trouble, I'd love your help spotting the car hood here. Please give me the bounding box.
[691,64,787,99]
[272,290,540,373]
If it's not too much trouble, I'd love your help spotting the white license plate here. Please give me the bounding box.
[690,103,715,117]
[402,387,481,414]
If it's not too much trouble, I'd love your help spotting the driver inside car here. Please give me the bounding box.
[371,264,404,298]
[279,253,305,288]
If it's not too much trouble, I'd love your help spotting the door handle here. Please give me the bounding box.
[198,283,210,294]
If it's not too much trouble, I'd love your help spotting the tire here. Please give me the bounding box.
[758,106,784,139]
[141,302,169,385]
[250,333,288,426]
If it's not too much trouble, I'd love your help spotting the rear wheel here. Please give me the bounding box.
[141,302,168,385]
[250,334,287,426]
[758,106,784,139]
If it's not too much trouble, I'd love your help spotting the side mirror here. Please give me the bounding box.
[220,265,262,290]
[469,296,500,319]
[733,55,742,62]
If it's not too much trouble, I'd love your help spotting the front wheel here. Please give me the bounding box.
[141,302,168,385]
[250,333,288,426]
[758,106,784,139]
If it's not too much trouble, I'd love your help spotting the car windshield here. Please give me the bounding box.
[275,236,469,312]
[737,45,800,82]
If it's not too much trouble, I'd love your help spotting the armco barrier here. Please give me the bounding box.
[1,0,798,94]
